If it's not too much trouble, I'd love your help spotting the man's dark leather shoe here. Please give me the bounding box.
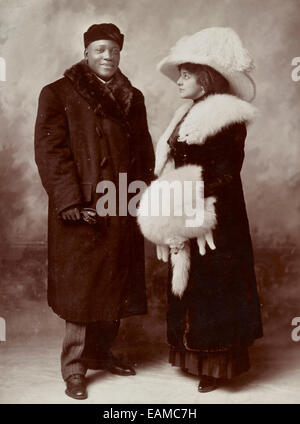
[83,354,136,376]
[107,357,136,376]
[65,374,87,400]
[198,375,218,393]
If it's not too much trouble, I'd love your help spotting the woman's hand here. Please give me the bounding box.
[197,230,216,255]
[156,245,169,262]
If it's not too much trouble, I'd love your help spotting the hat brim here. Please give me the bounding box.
[157,55,256,102]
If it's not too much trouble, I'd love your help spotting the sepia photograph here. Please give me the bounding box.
[0,0,299,408]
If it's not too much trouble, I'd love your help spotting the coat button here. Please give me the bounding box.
[100,157,107,168]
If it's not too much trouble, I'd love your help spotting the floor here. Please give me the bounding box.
[0,302,300,404]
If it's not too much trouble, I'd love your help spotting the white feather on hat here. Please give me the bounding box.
[157,27,256,102]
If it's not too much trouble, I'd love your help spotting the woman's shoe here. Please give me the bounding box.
[198,375,218,393]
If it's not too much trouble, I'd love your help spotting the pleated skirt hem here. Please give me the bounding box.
[169,346,250,379]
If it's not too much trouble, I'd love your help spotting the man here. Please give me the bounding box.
[34,23,154,400]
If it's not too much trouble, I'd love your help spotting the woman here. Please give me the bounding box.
[154,27,263,392]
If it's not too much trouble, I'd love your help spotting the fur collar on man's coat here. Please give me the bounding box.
[64,60,134,125]
[154,93,257,176]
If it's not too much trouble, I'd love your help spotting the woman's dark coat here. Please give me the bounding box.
[155,94,263,351]
[34,61,154,322]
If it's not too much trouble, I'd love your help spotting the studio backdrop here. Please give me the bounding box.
[0,0,299,352]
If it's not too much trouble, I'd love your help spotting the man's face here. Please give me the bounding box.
[85,39,120,81]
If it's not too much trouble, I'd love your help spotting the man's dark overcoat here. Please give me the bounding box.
[34,60,154,322]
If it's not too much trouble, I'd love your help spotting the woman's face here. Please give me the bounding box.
[177,68,205,100]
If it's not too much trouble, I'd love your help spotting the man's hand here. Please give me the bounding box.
[61,206,81,221]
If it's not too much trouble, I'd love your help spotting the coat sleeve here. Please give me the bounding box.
[203,123,247,197]
[34,85,83,214]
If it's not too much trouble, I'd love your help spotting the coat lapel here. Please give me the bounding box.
[155,94,257,176]
[154,102,191,176]
[64,60,134,123]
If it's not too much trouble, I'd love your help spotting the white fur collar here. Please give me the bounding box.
[154,94,257,176]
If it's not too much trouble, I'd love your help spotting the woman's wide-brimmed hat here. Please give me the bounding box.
[157,27,256,102]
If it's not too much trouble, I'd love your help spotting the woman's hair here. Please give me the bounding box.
[179,63,230,95]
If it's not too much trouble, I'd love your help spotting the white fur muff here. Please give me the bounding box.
[137,164,217,297]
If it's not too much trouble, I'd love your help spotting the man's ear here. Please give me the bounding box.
[84,49,88,61]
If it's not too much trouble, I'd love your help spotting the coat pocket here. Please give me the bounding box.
[80,182,93,203]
